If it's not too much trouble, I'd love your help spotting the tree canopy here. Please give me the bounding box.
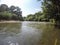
[25,0,60,24]
[41,0,60,24]
[0,4,23,21]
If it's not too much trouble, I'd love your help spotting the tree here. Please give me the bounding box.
[26,14,34,21]
[0,11,12,20]
[25,11,46,21]
[38,0,60,24]
[9,6,23,20]
[0,4,23,21]
[0,4,9,12]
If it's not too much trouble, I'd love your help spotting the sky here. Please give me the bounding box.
[0,0,42,17]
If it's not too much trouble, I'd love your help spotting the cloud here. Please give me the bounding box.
[0,0,26,6]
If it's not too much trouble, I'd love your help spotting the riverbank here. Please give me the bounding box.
[0,21,49,23]
[0,21,59,26]
[0,21,21,23]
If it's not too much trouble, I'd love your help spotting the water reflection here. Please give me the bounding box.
[0,23,22,34]
[0,21,42,45]
[37,23,60,45]
[0,23,22,45]
[0,21,60,45]
[28,22,60,45]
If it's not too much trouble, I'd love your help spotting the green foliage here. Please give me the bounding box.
[0,4,23,21]
[25,11,49,21]
[41,0,60,23]
[27,0,59,23]
[0,11,12,20]
[24,0,59,28]
[26,14,34,21]
[0,4,8,12]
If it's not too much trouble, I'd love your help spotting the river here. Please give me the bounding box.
[0,21,60,45]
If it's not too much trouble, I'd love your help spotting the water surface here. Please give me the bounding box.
[0,21,60,45]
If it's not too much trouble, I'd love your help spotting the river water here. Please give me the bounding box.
[0,21,60,45]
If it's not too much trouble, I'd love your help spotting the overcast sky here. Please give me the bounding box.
[0,0,42,17]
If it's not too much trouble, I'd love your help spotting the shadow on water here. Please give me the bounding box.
[55,24,60,29]
[28,22,60,45]
[37,23,60,45]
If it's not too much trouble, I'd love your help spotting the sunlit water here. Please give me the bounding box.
[0,21,60,45]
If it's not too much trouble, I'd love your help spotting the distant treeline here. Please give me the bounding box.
[0,4,23,21]
[25,11,49,22]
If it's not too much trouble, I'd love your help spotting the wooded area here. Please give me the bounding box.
[0,0,60,25]
[0,4,23,21]
[25,0,60,25]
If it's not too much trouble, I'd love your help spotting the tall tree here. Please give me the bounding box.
[0,4,23,21]
[40,0,60,24]
[0,4,8,12]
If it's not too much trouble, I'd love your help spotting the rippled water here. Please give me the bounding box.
[0,21,60,45]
